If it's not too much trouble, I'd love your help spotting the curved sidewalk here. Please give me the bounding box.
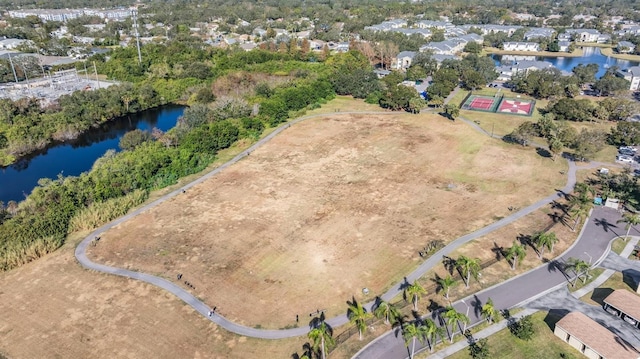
[76,109,579,340]
[354,206,635,359]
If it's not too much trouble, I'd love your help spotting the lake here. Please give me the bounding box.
[0,105,185,204]
[492,46,640,78]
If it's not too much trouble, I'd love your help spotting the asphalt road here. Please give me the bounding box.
[353,206,638,359]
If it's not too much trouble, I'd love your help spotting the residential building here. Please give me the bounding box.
[524,27,555,41]
[8,8,131,22]
[565,29,608,43]
[415,20,453,30]
[394,51,416,69]
[554,311,639,359]
[461,24,522,36]
[364,19,407,32]
[558,40,571,52]
[603,289,640,328]
[419,34,481,55]
[0,38,28,50]
[390,28,432,38]
[617,41,636,54]
[503,42,540,52]
[616,66,640,90]
[496,60,554,81]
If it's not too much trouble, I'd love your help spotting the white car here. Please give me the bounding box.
[617,155,634,163]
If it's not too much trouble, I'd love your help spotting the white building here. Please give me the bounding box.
[617,41,636,54]
[523,27,555,41]
[394,51,416,69]
[503,42,540,52]
[565,29,609,43]
[616,66,640,90]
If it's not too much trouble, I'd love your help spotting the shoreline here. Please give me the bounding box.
[484,47,585,58]
[599,47,640,62]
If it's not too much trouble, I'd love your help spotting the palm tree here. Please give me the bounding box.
[347,297,372,340]
[566,257,592,285]
[569,201,591,232]
[308,321,334,359]
[456,256,482,288]
[402,322,427,359]
[504,241,526,270]
[373,298,400,325]
[436,275,459,301]
[617,213,640,241]
[532,231,559,259]
[422,318,440,353]
[406,281,427,311]
[443,306,470,343]
[481,298,498,324]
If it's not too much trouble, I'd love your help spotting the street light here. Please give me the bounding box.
[584,252,593,265]
[460,299,471,333]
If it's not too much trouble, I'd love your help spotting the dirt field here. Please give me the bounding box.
[88,112,566,329]
[0,242,302,359]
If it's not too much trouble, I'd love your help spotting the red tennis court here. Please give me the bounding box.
[497,99,534,115]
[468,97,498,110]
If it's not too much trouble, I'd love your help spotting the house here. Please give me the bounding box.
[462,24,522,36]
[391,28,432,38]
[394,51,416,69]
[524,27,555,41]
[415,20,453,29]
[459,33,483,44]
[565,29,603,43]
[419,40,460,55]
[616,66,640,90]
[496,60,554,81]
[617,41,636,54]
[554,311,640,359]
[558,40,571,52]
[503,42,540,52]
[364,19,408,32]
[557,32,572,42]
[603,289,640,328]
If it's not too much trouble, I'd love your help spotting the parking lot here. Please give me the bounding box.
[615,146,640,174]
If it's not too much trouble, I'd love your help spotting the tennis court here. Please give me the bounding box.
[461,94,501,113]
[460,93,535,117]
[497,99,535,116]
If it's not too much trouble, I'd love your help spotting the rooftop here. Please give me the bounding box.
[604,290,640,321]
[556,311,640,359]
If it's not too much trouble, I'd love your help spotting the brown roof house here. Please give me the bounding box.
[604,289,640,329]
[554,311,640,359]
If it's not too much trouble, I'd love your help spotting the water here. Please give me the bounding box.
[0,105,185,204]
[491,47,640,78]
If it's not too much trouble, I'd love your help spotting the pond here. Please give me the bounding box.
[492,47,640,78]
[0,105,185,204]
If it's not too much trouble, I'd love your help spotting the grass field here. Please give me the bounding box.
[0,96,578,358]
[435,311,580,359]
[600,47,640,62]
[88,108,566,330]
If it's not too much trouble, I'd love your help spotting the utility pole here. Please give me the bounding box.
[93,61,100,89]
[132,9,142,65]
[8,53,18,83]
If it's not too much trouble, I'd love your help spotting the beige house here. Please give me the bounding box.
[554,311,640,359]
[604,290,640,328]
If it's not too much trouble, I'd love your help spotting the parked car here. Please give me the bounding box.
[619,146,637,153]
[617,155,634,163]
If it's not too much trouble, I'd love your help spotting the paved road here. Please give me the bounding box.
[354,206,638,359]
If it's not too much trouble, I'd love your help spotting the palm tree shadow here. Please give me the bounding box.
[491,242,504,261]
[594,218,619,235]
[399,277,410,301]
[547,259,571,282]
[427,299,444,321]
[392,315,408,338]
[442,256,457,275]
[309,312,327,329]
[517,233,539,257]
[432,274,443,296]
[471,294,482,318]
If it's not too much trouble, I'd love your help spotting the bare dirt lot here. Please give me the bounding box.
[88,112,566,329]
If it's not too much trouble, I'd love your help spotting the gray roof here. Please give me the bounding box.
[618,41,635,48]
[397,51,416,59]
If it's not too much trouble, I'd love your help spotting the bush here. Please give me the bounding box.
[69,189,149,232]
[119,129,152,151]
[509,315,535,340]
